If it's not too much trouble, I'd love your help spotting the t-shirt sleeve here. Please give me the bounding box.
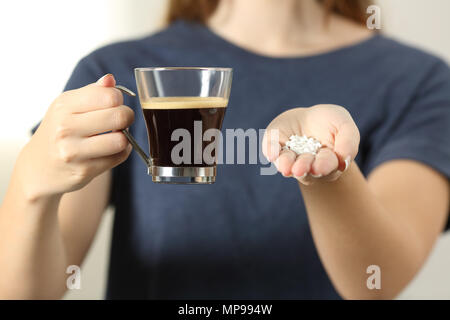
[364,58,450,230]
[31,56,104,134]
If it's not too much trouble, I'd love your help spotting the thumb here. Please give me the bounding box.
[96,73,116,88]
[334,121,360,171]
[262,128,281,162]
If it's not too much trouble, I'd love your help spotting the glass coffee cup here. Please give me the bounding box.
[118,67,233,184]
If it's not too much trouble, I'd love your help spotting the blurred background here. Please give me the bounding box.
[0,0,449,299]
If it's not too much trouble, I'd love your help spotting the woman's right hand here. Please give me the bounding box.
[18,74,134,201]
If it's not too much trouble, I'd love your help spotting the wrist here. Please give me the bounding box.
[12,144,63,209]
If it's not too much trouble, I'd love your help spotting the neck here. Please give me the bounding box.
[207,0,372,57]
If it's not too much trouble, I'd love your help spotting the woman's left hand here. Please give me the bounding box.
[262,104,360,184]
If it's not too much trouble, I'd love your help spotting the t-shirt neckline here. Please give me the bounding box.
[174,20,381,62]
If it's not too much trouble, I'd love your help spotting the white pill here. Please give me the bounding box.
[284,135,322,155]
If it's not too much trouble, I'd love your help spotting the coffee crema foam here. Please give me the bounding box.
[141,97,228,110]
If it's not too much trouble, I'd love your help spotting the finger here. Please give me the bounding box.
[334,121,359,171]
[73,105,135,137]
[79,131,130,159]
[59,75,123,113]
[310,147,339,177]
[262,129,281,162]
[291,153,315,178]
[88,144,133,176]
[275,148,297,177]
[71,86,123,113]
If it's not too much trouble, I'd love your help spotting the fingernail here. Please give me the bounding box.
[282,173,292,178]
[344,156,351,172]
[295,173,308,179]
[311,174,322,178]
[98,73,112,83]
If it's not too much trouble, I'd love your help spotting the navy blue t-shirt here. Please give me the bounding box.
[46,21,450,299]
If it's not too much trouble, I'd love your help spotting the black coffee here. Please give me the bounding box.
[141,97,228,167]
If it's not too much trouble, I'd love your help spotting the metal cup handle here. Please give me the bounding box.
[114,85,152,170]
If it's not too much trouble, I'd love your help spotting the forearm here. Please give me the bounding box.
[0,151,67,299]
[300,163,426,299]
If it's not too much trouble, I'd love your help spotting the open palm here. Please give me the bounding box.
[263,104,360,182]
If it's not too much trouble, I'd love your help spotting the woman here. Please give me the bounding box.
[0,0,449,299]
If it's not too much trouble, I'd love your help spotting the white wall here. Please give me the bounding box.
[0,0,449,300]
